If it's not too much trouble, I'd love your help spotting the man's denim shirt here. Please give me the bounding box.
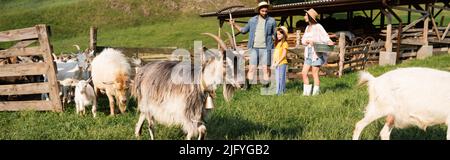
[240,15,277,50]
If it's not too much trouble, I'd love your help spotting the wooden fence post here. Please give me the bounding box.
[379,10,397,66]
[1,25,63,111]
[296,30,301,48]
[36,24,63,112]
[423,4,430,45]
[338,32,345,78]
[417,5,433,59]
[89,26,97,54]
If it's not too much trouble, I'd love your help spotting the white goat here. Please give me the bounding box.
[91,48,131,116]
[73,45,95,80]
[55,46,94,104]
[353,67,450,140]
[56,60,81,105]
[74,79,97,117]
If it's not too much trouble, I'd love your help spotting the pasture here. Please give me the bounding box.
[1,54,449,140]
[2,0,450,140]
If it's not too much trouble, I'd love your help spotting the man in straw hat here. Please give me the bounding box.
[301,8,335,96]
[230,1,276,89]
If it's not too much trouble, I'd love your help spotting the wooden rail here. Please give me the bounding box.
[0,24,62,112]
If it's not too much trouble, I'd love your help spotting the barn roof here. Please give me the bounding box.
[200,0,443,19]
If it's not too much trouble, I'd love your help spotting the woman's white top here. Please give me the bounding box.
[301,23,332,61]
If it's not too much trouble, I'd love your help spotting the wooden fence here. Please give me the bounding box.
[89,27,385,79]
[281,32,385,79]
[0,24,62,112]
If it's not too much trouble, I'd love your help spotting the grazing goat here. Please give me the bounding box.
[353,67,450,140]
[74,78,97,117]
[132,33,242,140]
[91,48,131,116]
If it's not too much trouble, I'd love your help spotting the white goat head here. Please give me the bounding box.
[102,73,129,106]
[76,78,92,95]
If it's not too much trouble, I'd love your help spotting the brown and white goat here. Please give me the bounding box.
[91,48,131,116]
[132,33,243,140]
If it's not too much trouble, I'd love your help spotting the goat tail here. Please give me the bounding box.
[358,71,375,86]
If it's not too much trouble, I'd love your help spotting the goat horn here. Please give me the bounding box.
[201,33,227,52]
[73,44,81,51]
[224,32,235,50]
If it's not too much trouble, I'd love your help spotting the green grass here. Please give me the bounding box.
[0,0,253,53]
[50,16,225,53]
[1,0,450,140]
[1,54,449,140]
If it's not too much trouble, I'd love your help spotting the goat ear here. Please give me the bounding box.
[71,80,79,87]
[201,56,215,69]
[59,78,77,86]
[200,47,209,66]
[103,81,115,85]
[86,77,92,83]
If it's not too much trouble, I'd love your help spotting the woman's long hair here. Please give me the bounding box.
[307,14,318,25]
[275,28,288,47]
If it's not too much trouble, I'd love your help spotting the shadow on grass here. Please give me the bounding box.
[323,82,352,92]
[286,80,302,91]
[91,94,139,115]
[207,114,304,140]
[285,80,352,93]
[390,126,447,140]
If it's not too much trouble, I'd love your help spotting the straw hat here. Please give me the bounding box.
[277,26,289,38]
[305,8,319,22]
[255,1,271,13]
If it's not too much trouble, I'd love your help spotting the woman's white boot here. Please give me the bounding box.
[312,85,320,96]
[303,84,312,96]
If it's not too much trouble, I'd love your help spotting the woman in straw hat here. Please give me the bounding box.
[230,1,276,89]
[301,8,335,96]
[272,26,289,95]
